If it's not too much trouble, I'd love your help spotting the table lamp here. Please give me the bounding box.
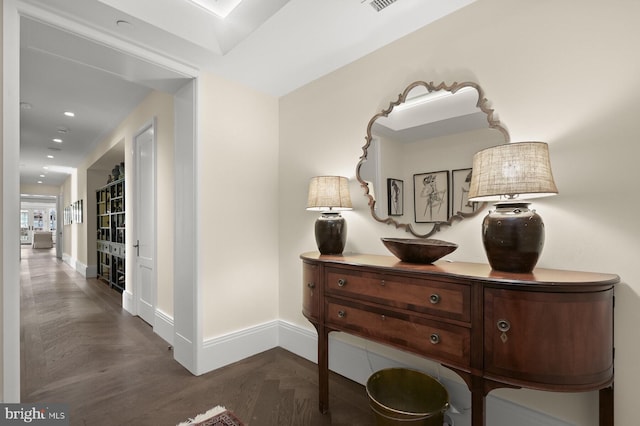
[307,176,352,255]
[468,142,558,273]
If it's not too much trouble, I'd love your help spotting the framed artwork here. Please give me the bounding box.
[63,206,71,225]
[76,200,84,224]
[387,178,404,216]
[413,171,449,223]
[452,168,478,214]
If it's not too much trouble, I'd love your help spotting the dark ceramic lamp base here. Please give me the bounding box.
[315,212,347,255]
[482,202,544,273]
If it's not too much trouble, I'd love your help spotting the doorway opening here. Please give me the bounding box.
[6,3,199,400]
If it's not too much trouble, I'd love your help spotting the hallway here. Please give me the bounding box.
[19,247,372,425]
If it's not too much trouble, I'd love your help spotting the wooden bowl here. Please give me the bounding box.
[381,238,458,264]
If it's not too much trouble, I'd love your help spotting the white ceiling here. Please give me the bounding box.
[18,0,475,187]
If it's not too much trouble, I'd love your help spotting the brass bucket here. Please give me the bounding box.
[366,368,449,426]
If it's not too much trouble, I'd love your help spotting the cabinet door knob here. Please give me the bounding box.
[429,294,441,304]
[337,278,347,287]
[338,310,346,318]
[307,282,315,289]
[497,319,511,332]
[429,333,440,344]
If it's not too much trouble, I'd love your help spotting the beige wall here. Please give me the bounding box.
[279,0,640,424]
[198,71,280,338]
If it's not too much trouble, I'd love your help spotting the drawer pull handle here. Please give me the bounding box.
[337,278,347,287]
[429,333,440,344]
[429,294,441,304]
[338,310,346,318]
[307,282,315,289]
[497,319,511,332]
[380,280,385,286]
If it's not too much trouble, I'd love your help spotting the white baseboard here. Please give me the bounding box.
[122,290,134,314]
[277,320,318,362]
[174,331,197,375]
[61,254,84,277]
[62,253,74,270]
[154,309,174,346]
[486,396,573,426]
[199,321,279,375]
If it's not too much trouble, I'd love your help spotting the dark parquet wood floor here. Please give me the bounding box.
[20,247,373,426]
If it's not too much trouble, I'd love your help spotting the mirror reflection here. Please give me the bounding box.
[356,81,510,238]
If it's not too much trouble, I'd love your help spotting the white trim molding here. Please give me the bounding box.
[61,254,88,277]
[199,321,280,375]
[122,290,135,314]
[3,0,22,402]
[154,309,174,346]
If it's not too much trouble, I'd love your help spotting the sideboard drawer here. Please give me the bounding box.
[326,267,470,322]
[326,300,470,368]
[302,262,320,321]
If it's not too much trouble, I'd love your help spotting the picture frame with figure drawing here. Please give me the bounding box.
[413,171,449,223]
[452,168,477,214]
[387,178,403,216]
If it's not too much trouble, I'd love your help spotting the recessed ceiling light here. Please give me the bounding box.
[42,166,49,170]
[47,155,54,159]
[64,111,75,117]
[40,174,45,178]
[186,0,243,18]
[37,181,43,184]
[53,138,63,143]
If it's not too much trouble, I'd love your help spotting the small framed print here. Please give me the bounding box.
[63,206,71,225]
[387,178,403,216]
[452,168,478,214]
[413,171,449,223]
[77,199,84,224]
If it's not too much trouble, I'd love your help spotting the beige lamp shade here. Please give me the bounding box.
[468,141,558,202]
[307,176,353,211]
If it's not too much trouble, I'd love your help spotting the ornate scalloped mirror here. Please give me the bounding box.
[356,81,510,238]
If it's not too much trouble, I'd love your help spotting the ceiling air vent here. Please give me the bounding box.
[370,0,398,12]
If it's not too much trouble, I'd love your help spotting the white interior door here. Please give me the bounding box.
[134,121,156,325]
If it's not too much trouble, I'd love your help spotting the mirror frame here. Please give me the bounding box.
[356,80,510,238]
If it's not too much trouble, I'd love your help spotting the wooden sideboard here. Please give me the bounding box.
[300,252,619,426]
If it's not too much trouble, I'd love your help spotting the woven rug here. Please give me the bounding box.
[176,405,244,426]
